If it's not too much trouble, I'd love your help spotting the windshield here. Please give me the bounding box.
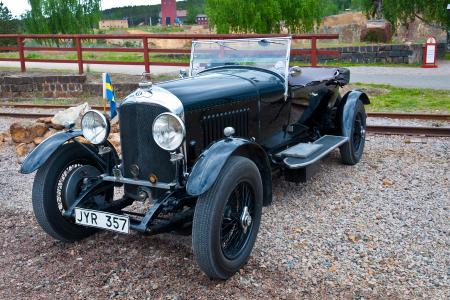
[189,37,292,80]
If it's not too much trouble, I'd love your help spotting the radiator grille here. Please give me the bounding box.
[119,103,175,184]
[202,108,249,145]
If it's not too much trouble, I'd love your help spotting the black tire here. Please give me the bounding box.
[340,100,367,165]
[32,142,110,242]
[192,156,263,280]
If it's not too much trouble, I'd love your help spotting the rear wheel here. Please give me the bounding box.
[192,156,263,280]
[340,100,367,165]
[32,143,113,242]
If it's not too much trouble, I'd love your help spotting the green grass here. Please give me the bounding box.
[317,61,421,68]
[353,83,450,113]
[0,97,103,106]
[445,52,450,61]
[0,51,189,64]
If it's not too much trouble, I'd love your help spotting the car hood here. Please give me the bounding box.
[158,67,285,111]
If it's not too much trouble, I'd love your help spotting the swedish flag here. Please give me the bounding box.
[102,73,117,119]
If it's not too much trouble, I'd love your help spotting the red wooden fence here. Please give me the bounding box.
[0,33,339,74]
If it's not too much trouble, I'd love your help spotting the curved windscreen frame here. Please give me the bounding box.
[189,37,292,98]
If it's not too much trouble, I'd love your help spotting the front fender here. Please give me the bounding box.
[20,130,83,174]
[186,138,272,205]
[340,90,369,138]
[186,138,249,196]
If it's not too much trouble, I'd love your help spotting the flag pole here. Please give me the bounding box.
[102,73,107,114]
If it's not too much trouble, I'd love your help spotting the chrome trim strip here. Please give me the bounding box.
[283,37,292,100]
[122,86,184,119]
[283,136,349,168]
[189,39,196,77]
[101,175,178,190]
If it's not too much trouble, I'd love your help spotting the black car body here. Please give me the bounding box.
[21,37,369,279]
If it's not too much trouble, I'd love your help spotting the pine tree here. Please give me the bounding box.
[0,2,19,46]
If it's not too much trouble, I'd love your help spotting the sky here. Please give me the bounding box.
[2,0,180,18]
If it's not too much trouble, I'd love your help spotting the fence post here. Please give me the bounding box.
[143,37,150,74]
[75,37,83,74]
[17,36,26,72]
[311,37,317,67]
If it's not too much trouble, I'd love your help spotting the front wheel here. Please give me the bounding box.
[340,100,367,165]
[32,142,113,242]
[192,156,263,280]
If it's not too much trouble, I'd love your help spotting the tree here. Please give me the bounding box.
[23,0,101,35]
[186,0,205,24]
[361,0,449,30]
[279,0,322,33]
[318,0,367,16]
[0,2,19,46]
[205,0,323,34]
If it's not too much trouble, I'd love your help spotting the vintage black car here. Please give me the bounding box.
[21,37,369,279]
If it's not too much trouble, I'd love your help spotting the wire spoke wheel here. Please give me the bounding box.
[56,163,83,214]
[340,100,367,165]
[32,143,113,242]
[352,112,365,154]
[220,182,255,260]
[192,156,263,279]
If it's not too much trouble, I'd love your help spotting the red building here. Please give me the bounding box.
[196,14,208,25]
[161,0,177,26]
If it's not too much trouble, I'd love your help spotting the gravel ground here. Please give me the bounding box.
[0,115,449,299]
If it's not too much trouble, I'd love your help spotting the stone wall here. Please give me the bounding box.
[292,43,447,65]
[0,74,138,99]
[0,74,85,98]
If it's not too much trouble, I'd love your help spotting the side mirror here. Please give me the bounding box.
[179,69,187,79]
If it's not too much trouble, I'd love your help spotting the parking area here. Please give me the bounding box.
[0,112,448,299]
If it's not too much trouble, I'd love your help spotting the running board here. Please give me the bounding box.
[282,135,348,169]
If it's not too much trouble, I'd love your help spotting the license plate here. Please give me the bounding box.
[75,208,129,234]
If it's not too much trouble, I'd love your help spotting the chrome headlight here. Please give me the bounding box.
[152,113,185,151]
[81,110,110,145]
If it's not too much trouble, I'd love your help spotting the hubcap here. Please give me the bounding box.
[240,206,252,234]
